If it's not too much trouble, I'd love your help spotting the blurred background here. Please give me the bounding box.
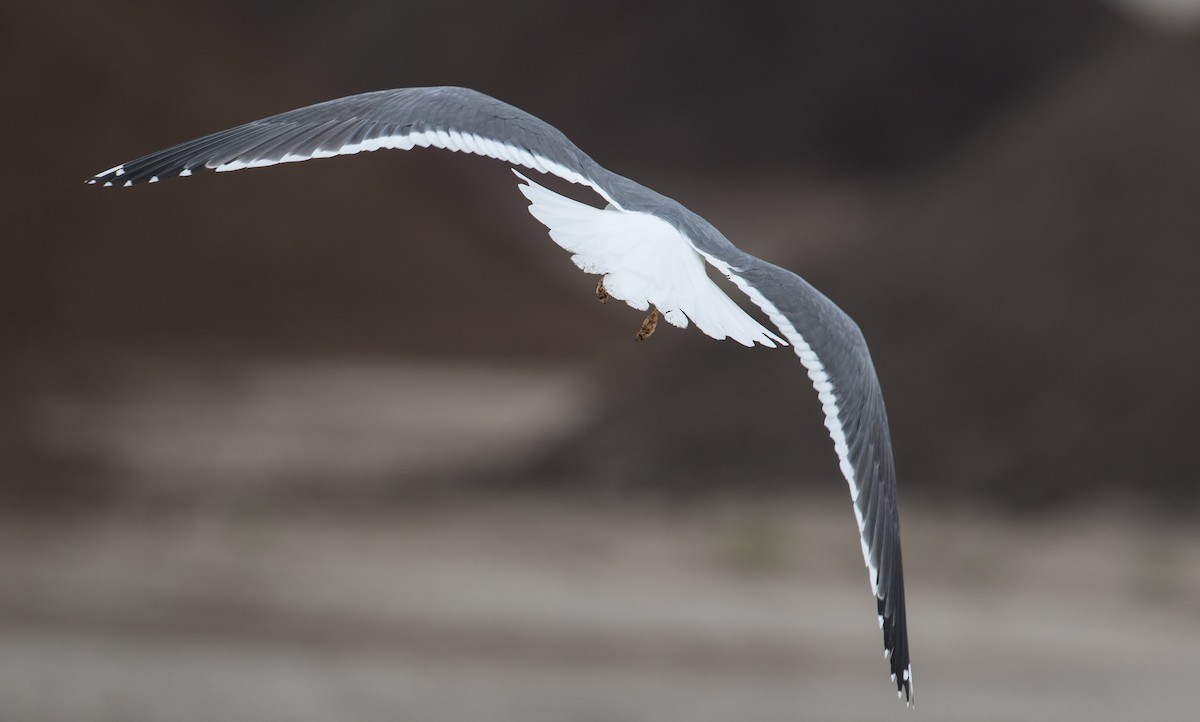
[4,0,1200,719]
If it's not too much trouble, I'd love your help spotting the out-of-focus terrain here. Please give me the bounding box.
[4,498,1199,721]
[4,1,1200,719]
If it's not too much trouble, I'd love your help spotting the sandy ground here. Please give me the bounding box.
[5,359,1199,720]
[24,359,596,496]
[3,500,1199,722]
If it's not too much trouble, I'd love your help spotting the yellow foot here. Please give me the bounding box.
[595,277,608,303]
[636,306,659,341]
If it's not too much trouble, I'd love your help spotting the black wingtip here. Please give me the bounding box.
[88,162,202,188]
[895,664,914,707]
[886,651,914,707]
[879,593,913,706]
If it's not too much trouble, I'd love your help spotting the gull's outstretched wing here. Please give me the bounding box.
[88,85,911,703]
[724,253,912,703]
[89,87,609,195]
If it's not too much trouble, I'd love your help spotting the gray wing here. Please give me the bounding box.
[726,255,912,704]
[584,171,914,703]
[88,86,613,201]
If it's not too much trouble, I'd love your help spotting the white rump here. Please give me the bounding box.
[514,171,783,348]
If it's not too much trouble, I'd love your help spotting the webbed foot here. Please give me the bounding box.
[636,306,659,341]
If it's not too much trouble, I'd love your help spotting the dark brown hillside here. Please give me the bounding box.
[3,3,609,361]
[517,32,1200,509]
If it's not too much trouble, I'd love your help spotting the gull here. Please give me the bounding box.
[88,86,913,704]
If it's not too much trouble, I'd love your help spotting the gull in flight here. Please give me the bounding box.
[88,86,913,704]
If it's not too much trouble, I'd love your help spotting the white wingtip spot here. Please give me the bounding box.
[149,176,159,183]
[179,169,192,177]
[122,180,132,187]
[92,163,125,180]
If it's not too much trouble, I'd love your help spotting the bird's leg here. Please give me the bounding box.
[636,306,659,341]
[593,276,656,341]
